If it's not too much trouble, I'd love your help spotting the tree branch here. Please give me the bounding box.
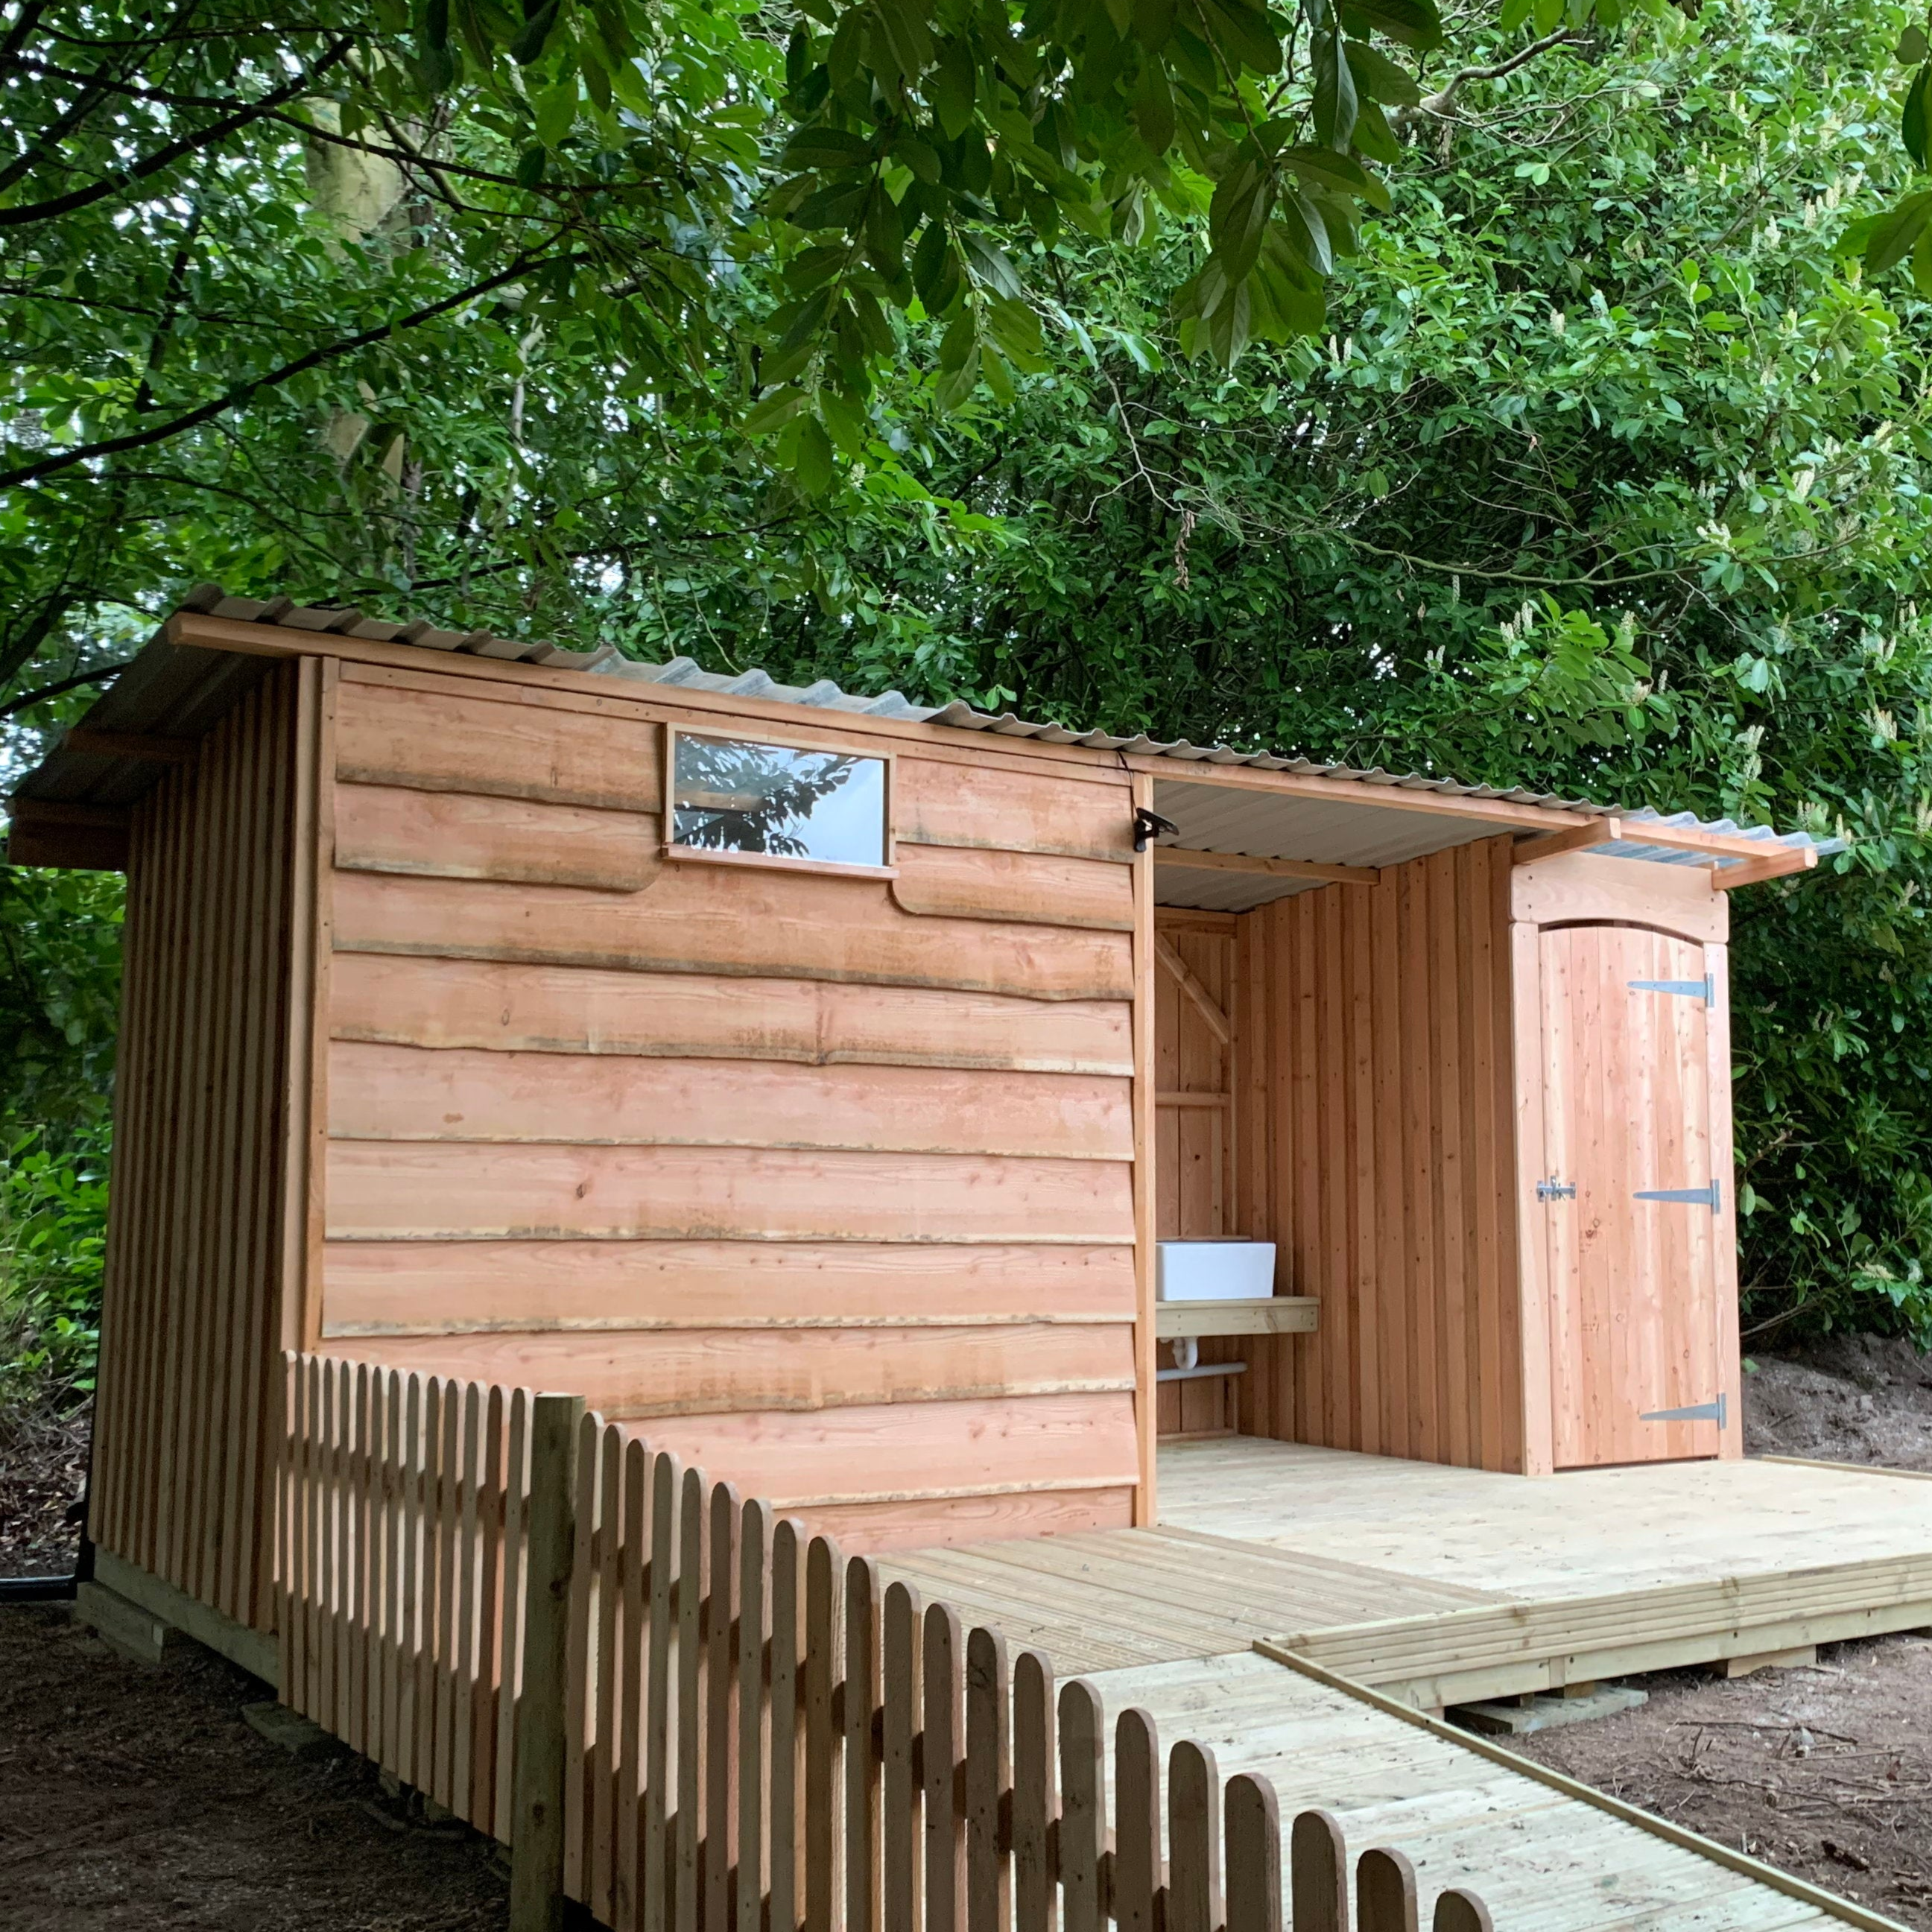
[0,243,581,490]
[0,660,130,719]
[0,35,352,229]
[1393,27,1582,126]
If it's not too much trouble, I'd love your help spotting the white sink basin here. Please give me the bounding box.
[1156,1240,1277,1302]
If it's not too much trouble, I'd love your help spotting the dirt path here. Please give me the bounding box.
[0,1606,509,1931]
[1506,1635,1932,1931]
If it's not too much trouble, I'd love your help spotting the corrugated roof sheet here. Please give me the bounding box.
[17,586,1843,872]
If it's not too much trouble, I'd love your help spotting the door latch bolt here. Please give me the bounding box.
[1536,1177,1577,1202]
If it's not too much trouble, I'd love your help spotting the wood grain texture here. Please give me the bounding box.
[1511,850,1728,944]
[895,754,1133,859]
[333,867,1134,1001]
[335,675,661,809]
[1153,839,1524,1470]
[321,1320,1136,1419]
[324,1141,1136,1244]
[891,842,1134,931]
[320,1239,1137,1337]
[89,665,305,1634]
[615,1392,1140,1510]
[1539,925,1721,1469]
[332,953,1134,1077]
[335,781,662,892]
[326,1040,1132,1162]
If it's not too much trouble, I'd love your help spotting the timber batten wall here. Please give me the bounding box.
[1155,839,1525,1471]
[311,665,1147,1550]
[91,660,314,1632]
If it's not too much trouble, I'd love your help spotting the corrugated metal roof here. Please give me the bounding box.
[12,586,1843,881]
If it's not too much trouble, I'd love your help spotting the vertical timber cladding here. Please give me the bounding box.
[314,665,1144,1551]
[1188,836,1527,1472]
[89,660,311,1633]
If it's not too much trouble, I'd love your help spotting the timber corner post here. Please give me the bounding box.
[512,1392,588,1932]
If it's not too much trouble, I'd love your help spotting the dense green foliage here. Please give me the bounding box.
[7,0,1932,1353]
[0,868,119,1400]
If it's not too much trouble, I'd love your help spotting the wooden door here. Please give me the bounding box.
[1540,925,1723,1468]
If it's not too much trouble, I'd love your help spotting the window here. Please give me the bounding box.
[667,730,891,873]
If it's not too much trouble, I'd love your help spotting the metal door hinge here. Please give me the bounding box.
[1641,1393,1728,1429]
[1629,975,1717,1008]
[1536,1177,1577,1202]
[1634,1179,1722,1215]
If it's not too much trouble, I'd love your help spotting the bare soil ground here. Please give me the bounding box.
[0,1393,86,1577]
[1501,1334,1932,1931]
[0,1605,510,1931]
[1507,1636,1932,1929]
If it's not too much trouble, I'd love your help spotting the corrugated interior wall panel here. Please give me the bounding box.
[317,669,1143,1552]
[89,661,308,1631]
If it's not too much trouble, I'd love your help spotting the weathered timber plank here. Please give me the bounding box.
[335,782,662,892]
[335,677,661,809]
[332,868,1134,1001]
[321,1320,1137,1419]
[320,1238,1136,1337]
[329,952,1133,1075]
[326,1039,1133,1162]
[323,1141,1136,1244]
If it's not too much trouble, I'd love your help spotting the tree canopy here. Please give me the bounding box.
[7,0,1932,1343]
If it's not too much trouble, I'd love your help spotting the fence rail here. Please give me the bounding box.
[279,1353,1497,1932]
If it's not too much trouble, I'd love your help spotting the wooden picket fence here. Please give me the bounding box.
[279,1353,1498,1932]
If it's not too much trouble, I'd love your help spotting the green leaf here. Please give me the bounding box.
[911,219,952,302]
[1498,0,1533,28]
[898,135,943,184]
[1279,144,1384,207]
[1866,190,1932,273]
[514,143,547,187]
[1913,227,1932,297]
[794,414,834,494]
[1134,57,1177,156]
[1209,156,1274,284]
[1339,0,1443,48]
[1133,0,1176,47]
[743,387,807,436]
[934,342,980,411]
[1196,0,1281,75]
[1314,31,1359,151]
[784,126,875,170]
[1901,23,1930,65]
[828,10,866,92]
[1341,39,1422,105]
[961,234,1024,298]
[930,38,977,140]
[1905,63,1932,169]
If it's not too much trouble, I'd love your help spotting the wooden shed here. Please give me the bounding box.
[7,587,1825,1643]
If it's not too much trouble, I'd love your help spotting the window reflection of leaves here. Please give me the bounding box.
[674,738,861,857]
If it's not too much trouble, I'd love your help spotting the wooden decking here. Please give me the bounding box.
[879,1439,1932,1932]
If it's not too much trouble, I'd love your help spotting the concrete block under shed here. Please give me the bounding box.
[1452,1684,1649,1735]
[73,1580,172,1666]
[242,1700,338,1759]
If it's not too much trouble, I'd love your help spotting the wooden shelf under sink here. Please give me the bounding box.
[1155,1297,1320,1340]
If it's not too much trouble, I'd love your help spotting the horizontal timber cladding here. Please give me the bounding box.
[320,1240,1138,1336]
[1238,837,1524,1472]
[90,659,310,1634]
[326,1142,1136,1242]
[332,867,1133,998]
[338,782,1136,928]
[317,674,1144,1549]
[330,952,1134,1074]
[320,1320,1137,1417]
[617,1387,1141,1513]
[327,1041,1133,1160]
